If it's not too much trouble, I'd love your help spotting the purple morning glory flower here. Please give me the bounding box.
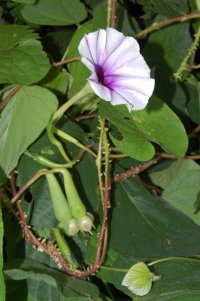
[78,28,155,111]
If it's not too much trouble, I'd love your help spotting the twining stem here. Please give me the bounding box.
[174,25,200,80]
[136,11,200,38]
[10,152,111,277]
[11,169,49,204]
[113,155,162,183]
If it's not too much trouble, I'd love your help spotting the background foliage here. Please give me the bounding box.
[0,0,200,300]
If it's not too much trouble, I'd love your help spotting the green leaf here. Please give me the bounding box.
[4,259,99,299]
[0,25,38,50]
[144,22,192,72]
[131,96,188,157]
[41,69,69,96]
[136,0,189,17]
[150,159,200,225]
[186,79,200,124]
[93,178,200,299]
[0,86,58,176]
[21,0,87,25]
[0,203,5,301]
[99,96,188,161]
[0,38,50,85]
[11,0,35,3]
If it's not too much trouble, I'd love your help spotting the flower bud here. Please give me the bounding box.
[60,219,79,237]
[77,213,94,232]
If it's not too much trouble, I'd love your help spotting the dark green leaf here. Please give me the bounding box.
[0,25,38,50]
[99,96,188,161]
[0,86,58,176]
[136,0,189,17]
[0,39,50,85]
[144,22,192,72]
[186,79,200,124]
[11,0,35,3]
[93,178,200,299]
[4,259,99,299]
[21,0,87,25]
[150,159,200,225]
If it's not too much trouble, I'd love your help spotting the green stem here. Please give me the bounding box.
[47,83,94,162]
[47,122,71,163]
[53,127,96,157]
[52,82,93,123]
[148,256,200,267]
[100,256,200,273]
[96,118,105,204]
[100,265,128,272]
[103,281,116,301]
[24,150,74,168]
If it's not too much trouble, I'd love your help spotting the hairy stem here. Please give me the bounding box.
[136,11,200,38]
[174,25,200,80]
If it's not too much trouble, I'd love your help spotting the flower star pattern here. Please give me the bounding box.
[78,28,155,111]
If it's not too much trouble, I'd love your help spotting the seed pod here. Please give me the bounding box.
[61,169,87,219]
[46,173,72,227]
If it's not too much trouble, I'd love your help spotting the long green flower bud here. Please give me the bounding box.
[46,173,79,236]
[60,169,87,218]
[52,228,77,269]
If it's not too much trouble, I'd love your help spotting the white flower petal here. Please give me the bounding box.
[111,88,149,110]
[95,29,107,65]
[78,31,99,63]
[81,57,95,73]
[105,28,125,58]
[78,28,155,111]
[103,36,140,72]
[110,55,151,78]
[88,79,112,102]
[112,77,155,98]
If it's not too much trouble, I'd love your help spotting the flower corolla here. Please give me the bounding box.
[78,28,155,111]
